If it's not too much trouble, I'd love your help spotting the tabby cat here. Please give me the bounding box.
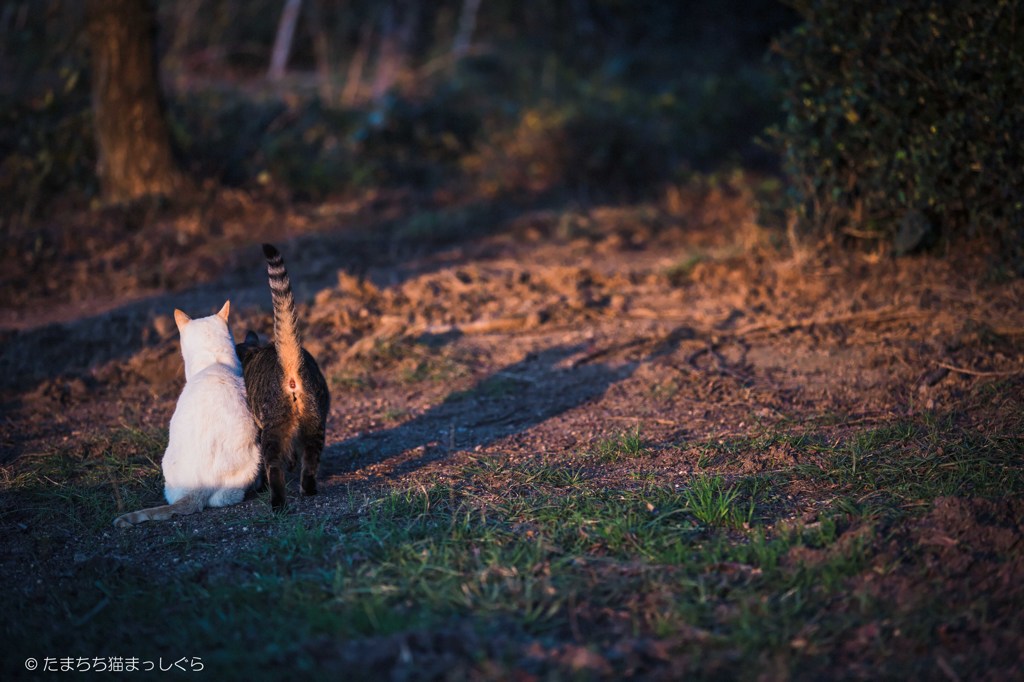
[236,244,330,509]
[114,301,261,527]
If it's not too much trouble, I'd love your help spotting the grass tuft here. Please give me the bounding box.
[593,425,649,462]
[682,474,754,528]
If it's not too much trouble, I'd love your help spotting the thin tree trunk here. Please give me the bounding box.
[86,0,185,204]
[371,3,396,104]
[167,0,203,71]
[371,0,418,104]
[451,0,482,59]
[306,0,334,102]
[341,18,374,106]
[268,0,303,81]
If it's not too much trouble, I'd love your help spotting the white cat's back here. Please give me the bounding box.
[162,362,260,503]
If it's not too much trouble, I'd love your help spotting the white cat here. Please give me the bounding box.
[113,301,261,527]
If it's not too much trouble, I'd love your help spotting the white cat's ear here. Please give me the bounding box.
[217,300,231,322]
[174,309,191,330]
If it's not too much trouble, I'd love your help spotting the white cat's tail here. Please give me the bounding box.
[112,490,206,528]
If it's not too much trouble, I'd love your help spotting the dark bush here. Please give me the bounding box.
[773,0,1024,261]
[356,88,481,189]
[461,99,679,200]
[0,72,96,222]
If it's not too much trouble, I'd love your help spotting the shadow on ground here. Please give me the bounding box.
[321,328,697,479]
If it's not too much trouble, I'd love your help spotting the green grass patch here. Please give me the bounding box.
[3,426,167,532]
[592,426,650,462]
[399,355,468,385]
[514,462,588,489]
[683,474,758,529]
[329,369,374,392]
[5,463,868,675]
[6,413,1023,677]
[802,419,1024,516]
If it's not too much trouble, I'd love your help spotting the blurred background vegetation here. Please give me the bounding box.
[0,0,1020,265]
[773,0,1024,263]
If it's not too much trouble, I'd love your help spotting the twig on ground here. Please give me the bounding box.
[919,366,950,387]
[72,597,110,628]
[936,362,1024,377]
[410,315,540,337]
[604,416,678,426]
[731,308,931,337]
[109,472,124,513]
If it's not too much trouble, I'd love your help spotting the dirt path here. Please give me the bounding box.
[5,200,1021,473]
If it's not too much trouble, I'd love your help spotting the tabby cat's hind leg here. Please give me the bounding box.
[260,429,289,510]
[299,423,325,497]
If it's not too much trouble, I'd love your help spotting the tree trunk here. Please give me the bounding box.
[341,19,374,106]
[371,0,418,104]
[268,0,303,82]
[86,0,185,204]
[306,0,335,102]
[451,0,482,60]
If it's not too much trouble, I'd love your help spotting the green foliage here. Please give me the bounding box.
[774,0,1024,260]
[168,91,476,198]
[460,102,667,198]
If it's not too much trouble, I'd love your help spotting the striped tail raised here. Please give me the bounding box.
[263,244,304,405]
